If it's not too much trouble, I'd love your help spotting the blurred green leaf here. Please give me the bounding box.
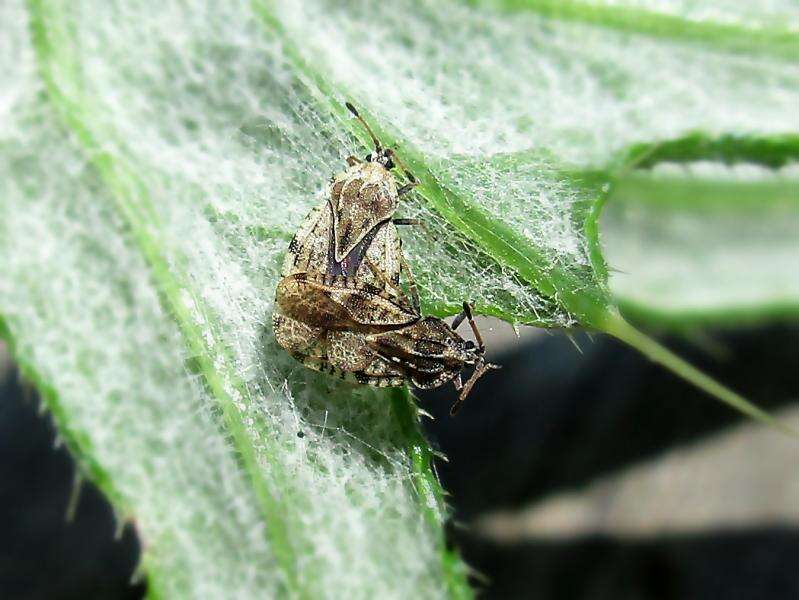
[2,0,798,597]
[605,164,799,327]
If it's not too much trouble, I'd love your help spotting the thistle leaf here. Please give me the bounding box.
[2,0,798,597]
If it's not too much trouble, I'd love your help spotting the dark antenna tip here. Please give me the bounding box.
[344,100,380,150]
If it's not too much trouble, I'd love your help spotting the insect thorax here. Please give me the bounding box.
[330,161,399,263]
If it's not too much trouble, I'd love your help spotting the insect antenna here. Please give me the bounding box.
[345,101,382,150]
[453,301,485,353]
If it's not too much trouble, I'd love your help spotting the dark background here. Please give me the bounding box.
[1,324,797,599]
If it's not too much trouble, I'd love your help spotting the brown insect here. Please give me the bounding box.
[275,285,498,414]
[280,102,420,305]
[273,102,498,412]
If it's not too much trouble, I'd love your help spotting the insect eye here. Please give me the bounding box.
[384,158,395,169]
[464,340,476,350]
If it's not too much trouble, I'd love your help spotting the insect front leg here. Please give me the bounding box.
[392,218,435,243]
[385,149,417,196]
[397,182,418,197]
[362,256,419,313]
[398,251,421,314]
[448,374,464,415]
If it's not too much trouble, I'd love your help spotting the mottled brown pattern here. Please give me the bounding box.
[273,134,497,407]
[329,162,398,263]
[276,272,417,331]
[280,196,403,288]
[366,318,471,389]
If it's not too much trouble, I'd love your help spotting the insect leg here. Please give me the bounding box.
[393,217,437,246]
[449,374,465,415]
[393,218,432,243]
[397,182,418,197]
[453,373,463,391]
[451,360,500,415]
[452,301,486,352]
[346,155,363,166]
[384,149,417,190]
[451,304,468,331]
[398,251,421,314]
[363,256,415,309]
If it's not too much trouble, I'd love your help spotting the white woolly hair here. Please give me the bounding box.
[2,0,799,598]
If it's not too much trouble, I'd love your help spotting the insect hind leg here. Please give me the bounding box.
[363,255,420,315]
[399,251,421,314]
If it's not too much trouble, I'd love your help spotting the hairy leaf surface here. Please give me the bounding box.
[2,0,798,597]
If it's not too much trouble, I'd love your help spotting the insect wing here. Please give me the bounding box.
[272,319,407,388]
[276,274,418,331]
[282,200,331,277]
[283,190,402,285]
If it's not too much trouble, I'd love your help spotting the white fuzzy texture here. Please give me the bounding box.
[1,1,445,598]
[566,0,799,31]
[272,0,799,324]
[1,4,280,597]
[2,0,799,597]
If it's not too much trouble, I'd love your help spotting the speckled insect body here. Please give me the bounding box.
[273,103,498,411]
[275,289,497,413]
[279,102,418,293]
[279,168,408,292]
[275,101,418,358]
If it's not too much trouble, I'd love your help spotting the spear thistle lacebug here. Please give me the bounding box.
[273,103,499,412]
[279,102,420,307]
[274,293,498,414]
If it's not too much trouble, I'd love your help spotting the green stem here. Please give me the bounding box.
[602,310,797,436]
[617,299,799,330]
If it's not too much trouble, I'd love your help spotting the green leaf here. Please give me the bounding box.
[255,0,799,421]
[604,163,799,327]
[4,1,469,597]
[2,0,798,597]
